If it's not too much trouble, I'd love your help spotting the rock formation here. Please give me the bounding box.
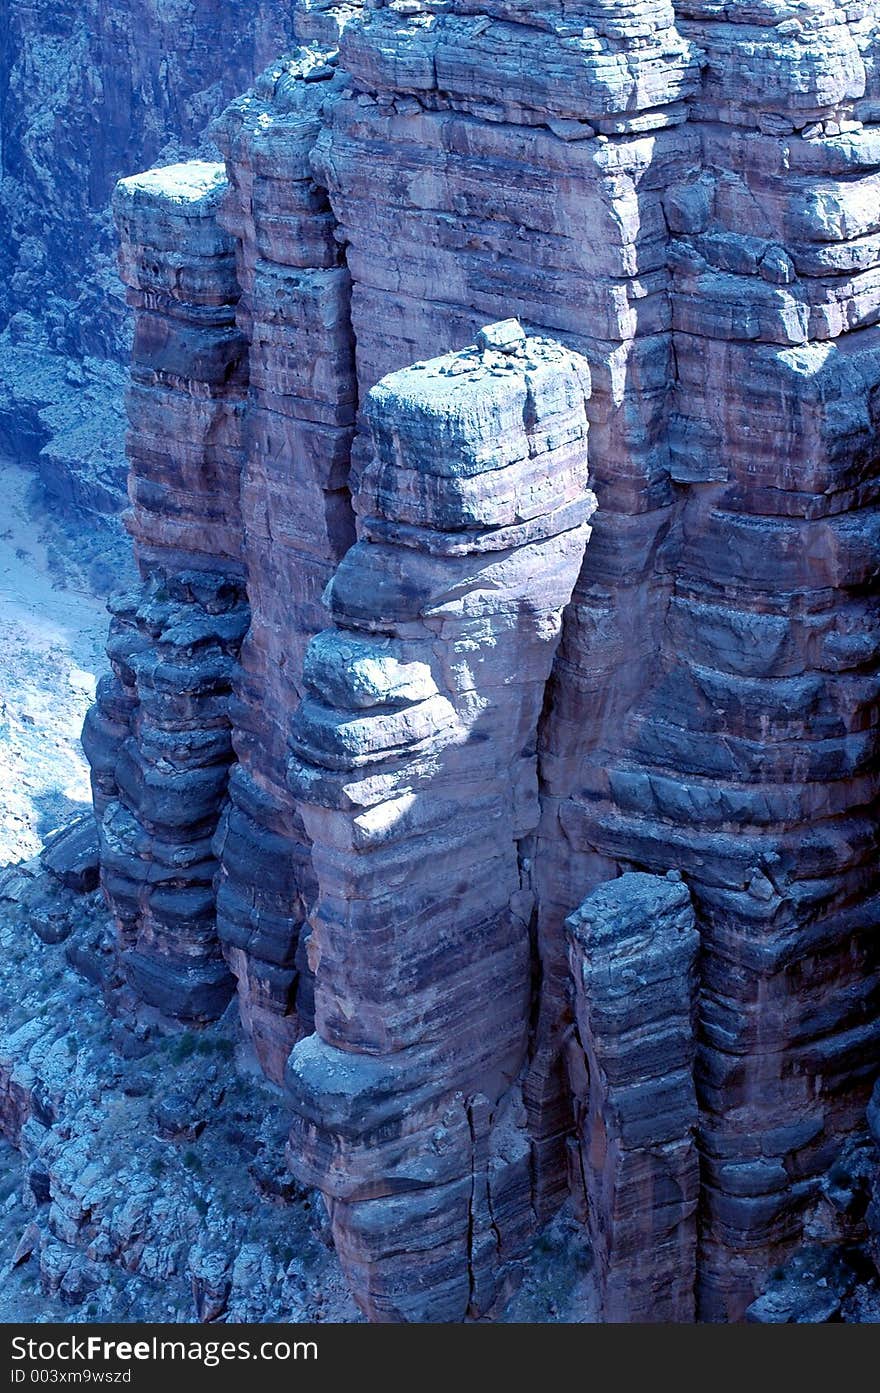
[565,872,700,1322]
[210,51,358,1082]
[83,164,248,1021]
[646,1,880,1317]
[286,324,595,1319]
[310,5,702,1259]
[745,1078,880,1322]
[81,0,880,1322]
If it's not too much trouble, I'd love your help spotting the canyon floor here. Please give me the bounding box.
[0,458,110,867]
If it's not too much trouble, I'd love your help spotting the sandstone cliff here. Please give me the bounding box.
[286,323,595,1319]
[211,51,358,1082]
[80,0,880,1322]
[83,163,248,1022]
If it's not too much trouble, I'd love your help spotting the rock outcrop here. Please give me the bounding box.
[746,1079,880,1323]
[83,164,248,1021]
[649,1,880,1317]
[210,51,357,1082]
[566,872,700,1323]
[314,0,702,1247]
[82,0,880,1322]
[285,324,595,1319]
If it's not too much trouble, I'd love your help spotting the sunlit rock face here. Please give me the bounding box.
[314,0,880,1320]
[294,1,366,45]
[313,2,703,1249]
[85,0,880,1321]
[286,326,595,1320]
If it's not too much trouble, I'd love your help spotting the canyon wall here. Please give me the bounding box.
[315,0,701,1247]
[210,50,357,1082]
[0,0,297,549]
[84,0,880,1322]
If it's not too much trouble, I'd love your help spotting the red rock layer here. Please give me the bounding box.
[82,165,248,1021]
[314,0,701,1243]
[285,325,595,1320]
[558,2,880,1317]
[316,0,880,1317]
[566,872,700,1322]
[210,52,358,1081]
[87,0,880,1320]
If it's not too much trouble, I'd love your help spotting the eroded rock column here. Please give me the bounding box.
[83,164,248,1020]
[565,872,700,1322]
[662,1,880,1318]
[285,323,595,1321]
[312,0,701,1221]
[210,52,358,1081]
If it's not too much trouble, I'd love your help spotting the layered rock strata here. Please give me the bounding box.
[209,53,358,1081]
[84,0,880,1320]
[308,0,880,1316]
[314,0,702,1237]
[565,872,700,1323]
[648,2,880,1317]
[294,1,366,46]
[545,1,880,1317]
[83,165,248,1021]
[285,324,595,1320]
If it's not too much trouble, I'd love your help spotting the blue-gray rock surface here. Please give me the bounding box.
[3,0,880,1324]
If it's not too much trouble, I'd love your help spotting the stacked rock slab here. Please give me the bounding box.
[87,0,880,1320]
[307,0,880,1315]
[312,0,702,1229]
[293,0,365,46]
[555,1,880,1317]
[82,164,248,1021]
[565,873,700,1323]
[209,52,358,1082]
[285,324,595,1321]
